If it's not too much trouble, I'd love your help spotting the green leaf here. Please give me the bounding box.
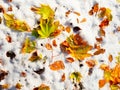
[3,13,30,32]
[70,72,82,82]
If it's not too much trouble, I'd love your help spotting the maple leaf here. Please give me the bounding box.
[31,4,60,38]
[21,38,36,53]
[3,13,30,32]
[70,72,82,83]
[60,34,92,60]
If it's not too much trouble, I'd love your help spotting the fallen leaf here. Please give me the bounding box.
[2,84,10,89]
[80,18,87,23]
[99,79,106,88]
[15,83,22,89]
[99,19,109,29]
[45,43,52,50]
[65,26,71,33]
[65,10,71,17]
[38,84,50,90]
[86,60,96,68]
[66,57,74,63]
[6,35,12,43]
[108,54,113,62]
[73,11,80,16]
[21,38,36,53]
[4,13,31,32]
[61,73,65,82]
[94,48,105,55]
[49,60,65,71]
[70,72,82,83]
[52,39,57,47]
[0,70,8,81]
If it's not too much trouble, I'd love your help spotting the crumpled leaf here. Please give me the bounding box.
[110,85,120,90]
[60,34,92,60]
[3,13,30,32]
[31,4,54,19]
[0,69,8,81]
[99,79,106,88]
[21,38,36,53]
[70,72,82,83]
[31,4,60,38]
[49,60,65,71]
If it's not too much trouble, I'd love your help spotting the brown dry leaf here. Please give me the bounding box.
[94,44,100,49]
[80,18,87,23]
[117,26,120,32]
[73,11,80,16]
[66,57,74,63]
[99,19,109,29]
[60,41,70,53]
[49,60,65,71]
[7,0,12,2]
[0,70,8,81]
[8,6,12,11]
[96,37,103,43]
[45,43,52,50]
[61,73,65,82]
[99,29,105,36]
[15,83,22,89]
[86,60,96,68]
[65,26,71,33]
[52,39,57,47]
[108,54,113,62]
[29,51,41,62]
[20,72,27,77]
[65,10,71,17]
[89,10,94,15]
[94,49,105,55]
[0,5,5,13]
[99,79,106,88]
[6,35,12,43]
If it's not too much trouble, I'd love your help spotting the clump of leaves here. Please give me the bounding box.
[70,72,82,83]
[60,34,92,60]
[3,13,30,32]
[31,4,60,38]
[99,63,120,90]
[21,37,36,53]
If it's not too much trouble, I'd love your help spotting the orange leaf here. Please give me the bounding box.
[49,60,65,71]
[61,73,65,82]
[52,39,57,47]
[73,11,80,16]
[86,60,96,68]
[66,57,74,63]
[108,54,113,62]
[45,43,52,50]
[99,79,106,88]
[94,49,105,55]
[100,64,109,71]
[65,26,71,33]
[15,83,22,89]
[92,3,99,13]
[99,19,109,29]
[2,84,10,89]
[51,29,61,37]
[96,37,103,43]
[65,10,71,17]
[99,29,105,36]
[80,18,87,23]
[89,10,94,15]
[6,35,12,43]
